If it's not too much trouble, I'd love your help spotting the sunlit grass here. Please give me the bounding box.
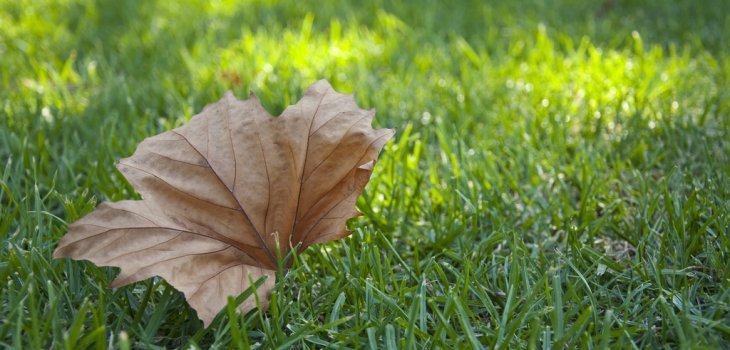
[1,0,729,348]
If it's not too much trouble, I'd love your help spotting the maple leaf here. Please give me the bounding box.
[53,80,395,327]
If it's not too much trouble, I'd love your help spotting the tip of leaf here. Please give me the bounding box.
[108,277,125,289]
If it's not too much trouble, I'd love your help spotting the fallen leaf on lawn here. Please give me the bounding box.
[54,80,395,327]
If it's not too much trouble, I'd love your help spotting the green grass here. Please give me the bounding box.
[2,0,729,348]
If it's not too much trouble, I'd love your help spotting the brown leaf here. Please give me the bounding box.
[53,80,394,327]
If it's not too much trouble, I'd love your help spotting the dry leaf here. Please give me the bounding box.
[53,80,395,327]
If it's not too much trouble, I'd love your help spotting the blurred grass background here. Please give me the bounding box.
[1,0,729,348]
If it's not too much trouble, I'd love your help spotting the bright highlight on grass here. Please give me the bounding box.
[1,0,728,348]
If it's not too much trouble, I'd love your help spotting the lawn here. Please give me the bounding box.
[1,0,729,348]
